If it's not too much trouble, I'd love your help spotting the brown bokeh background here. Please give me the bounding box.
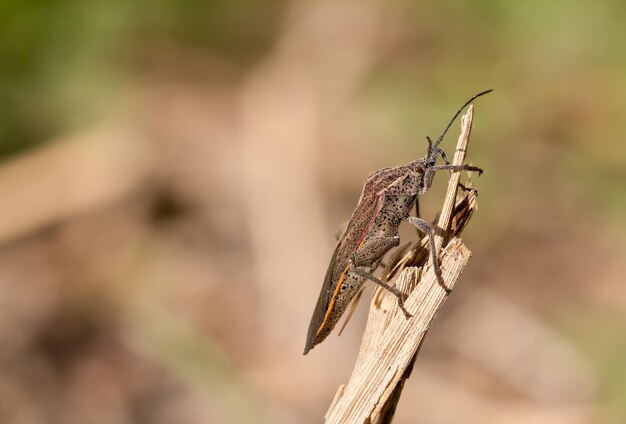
[1,1,626,423]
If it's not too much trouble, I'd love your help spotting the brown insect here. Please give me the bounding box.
[303,90,491,355]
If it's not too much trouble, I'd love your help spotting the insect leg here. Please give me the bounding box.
[350,236,400,267]
[413,197,427,238]
[347,265,411,318]
[421,164,483,195]
[403,216,451,294]
[431,164,482,175]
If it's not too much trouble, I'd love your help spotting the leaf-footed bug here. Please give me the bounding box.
[303,90,491,355]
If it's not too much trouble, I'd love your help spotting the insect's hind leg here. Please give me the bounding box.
[347,265,411,318]
[348,235,398,276]
[347,236,409,316]
[404,216,451,294]
[350,236,400,267]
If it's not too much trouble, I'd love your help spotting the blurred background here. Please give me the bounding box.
[1,0,625,423]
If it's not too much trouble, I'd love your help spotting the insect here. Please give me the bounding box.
[303,90,491,355]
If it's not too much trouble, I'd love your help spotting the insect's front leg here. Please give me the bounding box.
[420,164,483,195]
[403,216,451,293]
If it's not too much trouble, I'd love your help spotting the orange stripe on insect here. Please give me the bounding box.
[315,265,350,337]
[315,238,368,337]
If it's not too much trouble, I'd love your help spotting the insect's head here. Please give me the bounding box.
[424,89,493,167]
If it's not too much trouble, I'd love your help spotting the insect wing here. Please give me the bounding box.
[303,194,381,354]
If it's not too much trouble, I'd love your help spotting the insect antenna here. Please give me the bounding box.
[428,89,493,162]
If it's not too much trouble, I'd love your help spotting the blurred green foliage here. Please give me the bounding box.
[0,0,284,158]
